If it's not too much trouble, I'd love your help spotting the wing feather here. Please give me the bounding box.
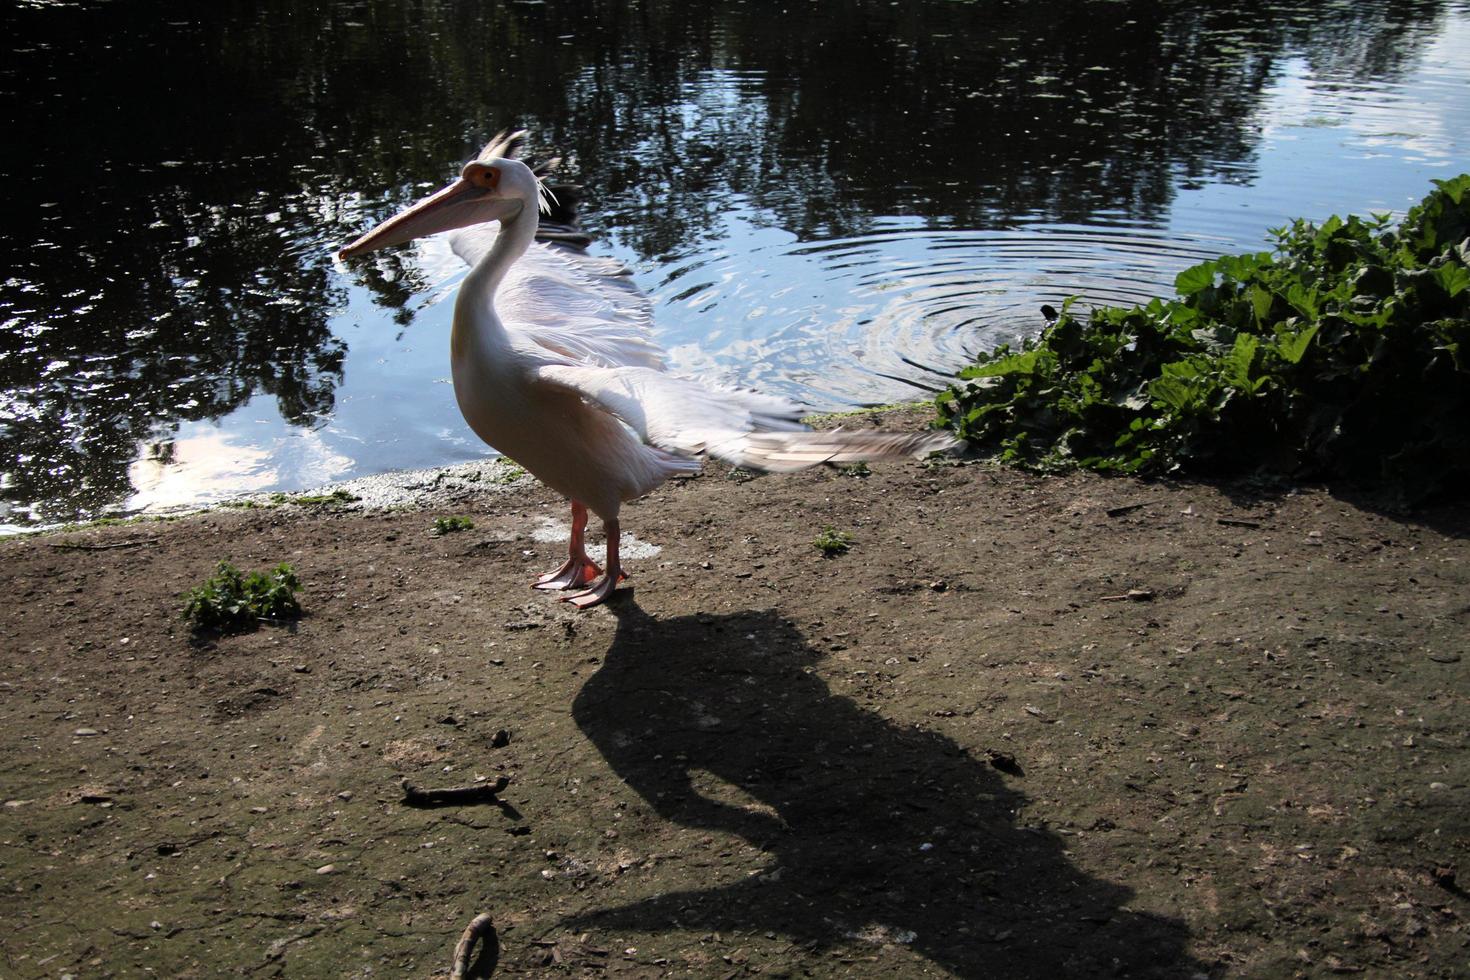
[411,131,664,371]
[443,224,664,371]
[534,364,957,472]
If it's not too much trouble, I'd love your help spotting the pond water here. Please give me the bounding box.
[3,0,1468,528]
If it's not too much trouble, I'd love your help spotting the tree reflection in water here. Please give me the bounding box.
[0,0,1453,522]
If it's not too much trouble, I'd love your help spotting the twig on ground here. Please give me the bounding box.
[450,912,496,980]
[49,538,158,551]
[400,775,510,808]
[1100,588,1154,602]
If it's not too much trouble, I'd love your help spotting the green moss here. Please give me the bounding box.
[48,513,179,534]
[802,400,932,426]
[487,463,526,484]
[270,489,359,507]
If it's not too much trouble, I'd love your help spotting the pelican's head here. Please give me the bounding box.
[338,154,543,260]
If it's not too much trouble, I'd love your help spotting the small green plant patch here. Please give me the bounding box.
[480,463,526,485]
[813,527,854,557]
[55,514,157,533]
[183,561,302,632]
[936,174,1470,504]
[431,516,475,536]
[270,489,359,507]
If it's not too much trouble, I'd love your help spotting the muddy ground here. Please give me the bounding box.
[1,408,1467,978]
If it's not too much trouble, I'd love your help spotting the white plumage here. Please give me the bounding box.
[446,224,666,371]
[340,131,958,607]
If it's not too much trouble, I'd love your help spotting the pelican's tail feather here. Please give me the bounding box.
[536,363,962,474]
[716,428,961,473]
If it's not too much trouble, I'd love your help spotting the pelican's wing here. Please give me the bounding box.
[534,364,958,471]
[451,226,665,370]
[449,129,663,370]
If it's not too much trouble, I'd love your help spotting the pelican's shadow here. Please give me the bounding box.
[564,602,1204,977]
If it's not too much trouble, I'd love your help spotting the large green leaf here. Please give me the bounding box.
[1272,322,1319,365]
[1249,284,1276,326]
[1222,334,1261,390]
[1433,263,1470,298]
[1175,261,1216,297]
[1286,283,1320,317]
[966,347,1046,379]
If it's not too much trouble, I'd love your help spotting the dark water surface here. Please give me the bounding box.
[3,0,1468,526]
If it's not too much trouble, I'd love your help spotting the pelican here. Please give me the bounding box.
[339,132,958,608]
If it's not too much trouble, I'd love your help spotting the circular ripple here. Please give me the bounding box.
[648,214,1231,411]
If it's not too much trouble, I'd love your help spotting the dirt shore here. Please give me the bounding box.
[2,408,1467,978]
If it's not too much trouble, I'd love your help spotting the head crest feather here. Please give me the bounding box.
[477,128,560,215]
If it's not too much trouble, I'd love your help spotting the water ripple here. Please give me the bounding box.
[649,216,1229,410]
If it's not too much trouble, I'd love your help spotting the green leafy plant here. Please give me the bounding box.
[183,562,302,632]
[936,174,1470,504]
[431,516,475,536]
[813,526,854,556]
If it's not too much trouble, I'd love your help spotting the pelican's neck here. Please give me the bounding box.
[461,198,537,309]
[453,198,537,361]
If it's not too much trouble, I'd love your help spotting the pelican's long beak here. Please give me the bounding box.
[338,171,521,260]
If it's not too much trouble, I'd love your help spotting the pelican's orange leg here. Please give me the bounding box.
[564,517,627,609]
[533,501,603,591]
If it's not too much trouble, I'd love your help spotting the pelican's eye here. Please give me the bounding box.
[467,166,500,191]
